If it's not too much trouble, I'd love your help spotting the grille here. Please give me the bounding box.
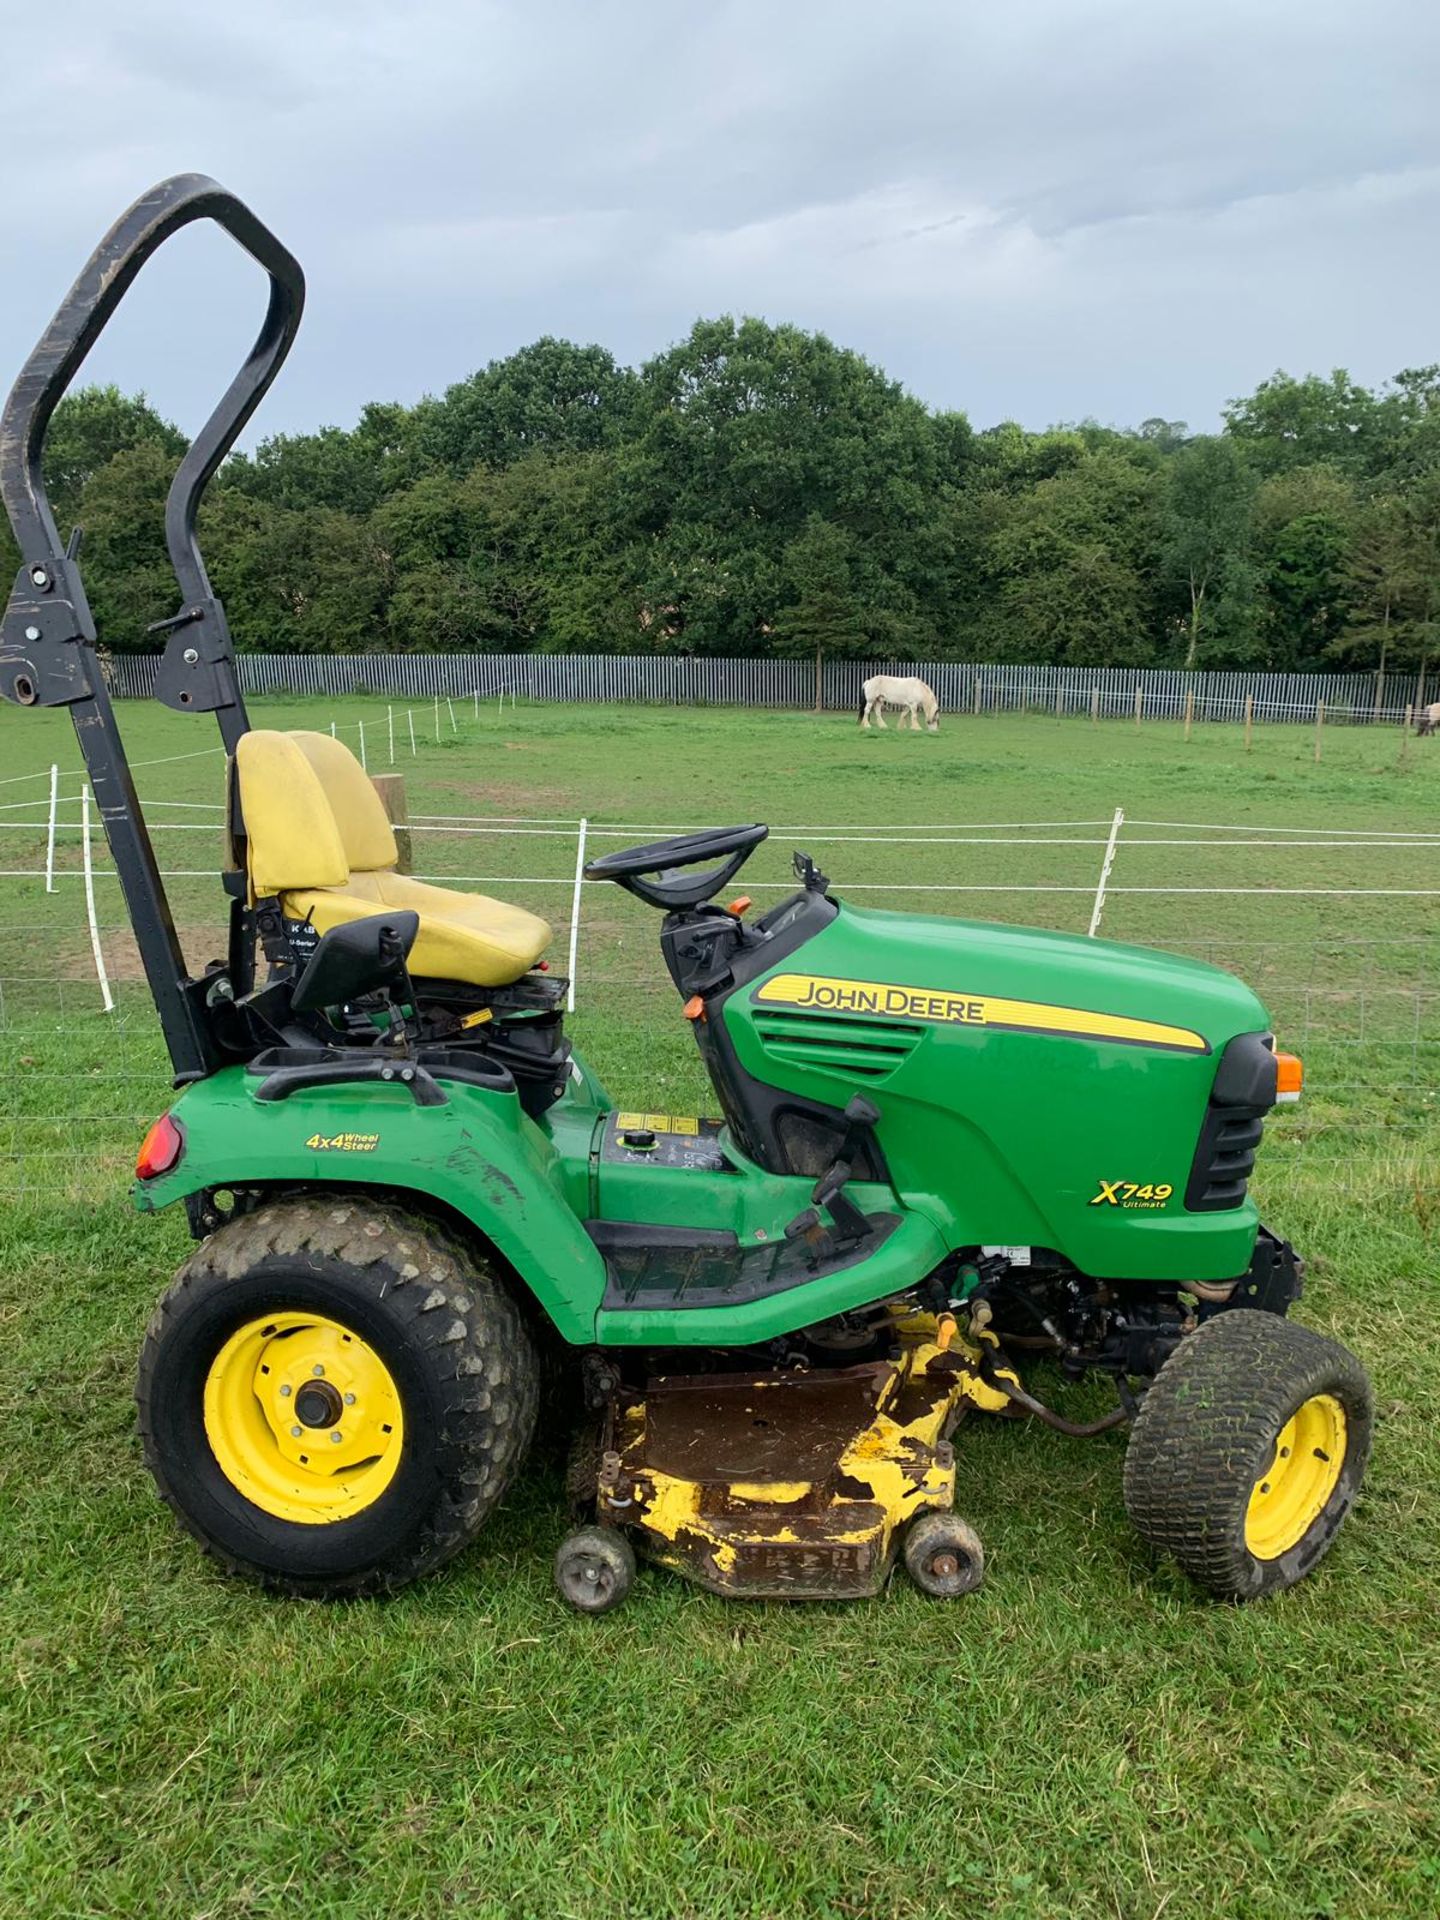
[1186,1109,1266,1211]
[753,1011,923,1081]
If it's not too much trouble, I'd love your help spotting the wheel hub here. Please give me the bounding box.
[294,1380,342,1428]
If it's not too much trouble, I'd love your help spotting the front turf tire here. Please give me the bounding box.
[1123,1309,1372,1601]
[136,1195,538,1597]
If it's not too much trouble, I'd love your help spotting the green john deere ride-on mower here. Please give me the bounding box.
[1,176,1373,1612]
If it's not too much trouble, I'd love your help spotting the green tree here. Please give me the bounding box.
[1251,465,1357,667]
[417,339,637,472]
[70,441,178,649]
[983,446,1161,663]
[1160,437,1257,667]
[228,403,423,515]
[206,495,386,653]
[1223,369,1379,477]
[41,385,187,535]
[1389,473,1440,700]
[622,317,940,652]
[1136,417,1190,452]
[771,517,870,701]
[1335,494,1412,699]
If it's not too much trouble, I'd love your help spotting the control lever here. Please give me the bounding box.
[792,849,830,895]
[785,1095,883,1263]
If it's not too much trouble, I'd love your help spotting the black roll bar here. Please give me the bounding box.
[0,175,305,1082]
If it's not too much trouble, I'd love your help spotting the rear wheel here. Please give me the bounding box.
[1123,1309,1372,1600]
[136,1195,538,1597]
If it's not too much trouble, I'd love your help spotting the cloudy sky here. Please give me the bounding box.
[3,0,1437,444]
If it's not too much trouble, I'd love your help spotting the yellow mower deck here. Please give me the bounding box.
[589,1323,1016,1599]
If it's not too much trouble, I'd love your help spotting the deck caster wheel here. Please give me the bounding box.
[555,1526,635,1614]
[903,1512,985,1598]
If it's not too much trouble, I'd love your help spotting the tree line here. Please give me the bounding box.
[11,320,1440,681]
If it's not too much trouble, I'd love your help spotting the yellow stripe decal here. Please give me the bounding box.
[754,973,1208,1054]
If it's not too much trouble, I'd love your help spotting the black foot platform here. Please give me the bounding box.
[587,1214,901,1311]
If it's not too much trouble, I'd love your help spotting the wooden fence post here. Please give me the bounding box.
[1183,689,1194,742]
[973,677,981,715]
[1091,687,1099,726]
[1401,703,1413,769]
[1313,700,1325,762]
[371,773,412,874]
[1134,685,1142,728]
[1243,693,1253,753]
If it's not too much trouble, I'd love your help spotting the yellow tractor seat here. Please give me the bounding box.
[232,729,552,990]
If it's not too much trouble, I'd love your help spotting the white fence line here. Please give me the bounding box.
[13,868,1440,898]
[80,785,113,1015]
[1087,808,1125,937]
[17,818,1440,851]
[4,776,1436,1018]
[566,819,588,1014]
[44,764,58,893]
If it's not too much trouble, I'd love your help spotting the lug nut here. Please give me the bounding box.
[331,1431,343,1444]
[279,1384,292,1398]
[290,1425,302,1438]
[312,1365,325,1377]
[344,1392,356,1405]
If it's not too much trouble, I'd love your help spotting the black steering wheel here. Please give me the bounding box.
[584,824,768,910]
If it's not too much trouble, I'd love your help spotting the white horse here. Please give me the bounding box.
[1416,701,1440,737]
[859,674,939,732]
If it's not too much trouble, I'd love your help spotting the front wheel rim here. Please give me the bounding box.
[203,1311,405,1525]
[1244,1393,1347,1560]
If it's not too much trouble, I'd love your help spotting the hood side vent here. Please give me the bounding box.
[754,1010,923,1081]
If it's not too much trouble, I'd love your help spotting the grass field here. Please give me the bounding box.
[1,695,1438,1918]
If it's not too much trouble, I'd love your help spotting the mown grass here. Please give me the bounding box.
[0,696,1437,1918]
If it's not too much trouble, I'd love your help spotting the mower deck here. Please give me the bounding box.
[584,1328,1011,1599]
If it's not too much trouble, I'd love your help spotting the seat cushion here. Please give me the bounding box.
[284,870,552,989]
[238,726,552,988]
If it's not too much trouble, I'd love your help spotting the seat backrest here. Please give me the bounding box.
[289,731,398,875]
[233,729,396,898]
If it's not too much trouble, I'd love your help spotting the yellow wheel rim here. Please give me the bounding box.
[1244,1393,1347,1561]
[203,1311,404,1525]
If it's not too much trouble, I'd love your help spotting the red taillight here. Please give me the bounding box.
[136,1112,184,1180]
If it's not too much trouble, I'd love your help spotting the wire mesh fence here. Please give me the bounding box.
[100,652,1436,726]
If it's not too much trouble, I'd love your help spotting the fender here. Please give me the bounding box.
[134,1066,608,1343]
